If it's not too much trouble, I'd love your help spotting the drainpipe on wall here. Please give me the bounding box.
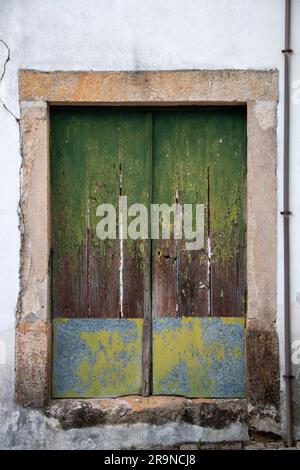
[281,0,294,447]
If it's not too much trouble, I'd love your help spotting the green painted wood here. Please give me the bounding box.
[86,109,120,317]
[152,108,246,317]
[208,108,247,316]
[51,109,89,317]
[152,110,209,317]
[174,111,209,317]
[119,111,152,318]
[51,108,151,318]
[152,111,179,316]
[51,106,246,398]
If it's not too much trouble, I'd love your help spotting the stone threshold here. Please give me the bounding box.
[45,396,248,430]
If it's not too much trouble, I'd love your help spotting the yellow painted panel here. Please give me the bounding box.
[153,317,245,397]
[53,318,143,397]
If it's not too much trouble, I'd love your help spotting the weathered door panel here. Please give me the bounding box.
[51,108,151,320]
[51,108,151,397]
[119,111,152,318]
[151,108,246,396]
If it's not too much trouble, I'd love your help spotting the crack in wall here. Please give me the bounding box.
[0,38,19,122]
[0,38,24,327]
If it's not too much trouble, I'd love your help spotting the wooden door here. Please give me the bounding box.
[51,108,151,397]
[152,109,246,396]
[51,107,246,398]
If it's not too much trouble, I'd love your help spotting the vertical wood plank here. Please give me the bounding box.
[142,114,153,395]
[119,111,152,319]
[87,109,120,317]
[152,110,209,317]
[208,108,247,316]
[51,108,88,317]
[152,111,178,317]
[175,111,209,316]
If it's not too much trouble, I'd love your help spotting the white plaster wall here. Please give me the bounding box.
[0,0,299,448]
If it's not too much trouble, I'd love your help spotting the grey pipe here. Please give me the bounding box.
[282,0,294,448]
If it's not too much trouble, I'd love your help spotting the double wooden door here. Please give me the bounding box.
[51,107,246,398]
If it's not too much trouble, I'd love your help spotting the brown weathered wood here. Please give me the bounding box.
[152,239,178,316]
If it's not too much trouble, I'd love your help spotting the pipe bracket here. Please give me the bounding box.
[280,211,292,217]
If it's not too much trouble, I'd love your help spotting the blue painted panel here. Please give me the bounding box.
[53,318,143,397]
[153,317,245,397]
[53,317,245,398]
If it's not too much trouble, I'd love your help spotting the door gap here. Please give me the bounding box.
[207,165,212,316]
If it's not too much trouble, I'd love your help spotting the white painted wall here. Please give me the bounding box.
[0,0,299,448]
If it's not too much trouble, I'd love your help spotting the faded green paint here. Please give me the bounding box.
[208,108,246,261]
[53,318,143,397]
[152,108,246,317]
[119,111,152,317]
[152,111,209,317]
[51,110,89,316]
[51,108,152,317]
[51,107,246,318]
[153,317,245,397]
[208,108,247,315]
